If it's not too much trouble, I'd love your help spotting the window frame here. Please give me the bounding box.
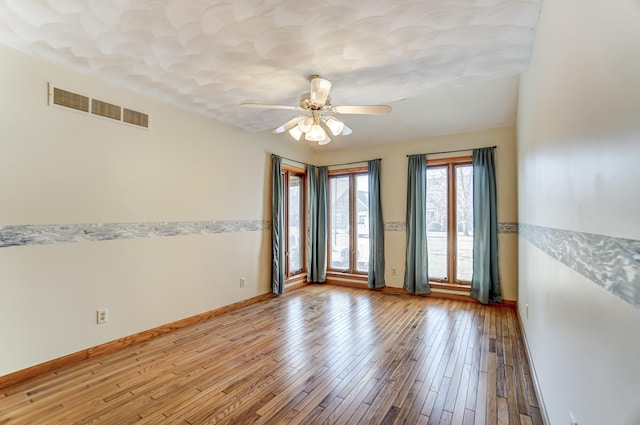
[426,156,473,285]
[282,165,306,279]
[327,166,369,275]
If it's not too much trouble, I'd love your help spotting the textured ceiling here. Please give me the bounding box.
[0,0,541,148]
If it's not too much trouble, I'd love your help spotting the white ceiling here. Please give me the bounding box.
[0,0,541,149]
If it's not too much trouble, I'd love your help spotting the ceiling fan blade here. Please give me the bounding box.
[309,77,332,107]
[240,103,303,111]
[331,105,392,115]
[273,115,307,133]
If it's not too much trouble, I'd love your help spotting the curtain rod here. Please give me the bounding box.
[326,158,381,167]
[275,155,309,167]
[406,145,497,157]
[273,154,381,168]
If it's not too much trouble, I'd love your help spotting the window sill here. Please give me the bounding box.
[285,273,307,290]
[429,282,472,294]
[326,272,368,286]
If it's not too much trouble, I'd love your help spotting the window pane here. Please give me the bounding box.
[456,165,473,282]
[427,167,448,280]
[329,176,350,270]
[288,174,303,274]
[355,174,369,273]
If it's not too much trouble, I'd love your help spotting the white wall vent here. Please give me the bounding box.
[48,83,150,129]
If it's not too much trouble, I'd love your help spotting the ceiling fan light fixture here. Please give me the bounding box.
[243,75,391,145]
[297,116,313,132]
[309,77,332,106]
[317,134,332,145]
[324,117,344,136]
[305,124,326,142]
[288,126,303,141]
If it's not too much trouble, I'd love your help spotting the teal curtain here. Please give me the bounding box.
[307,165,328,283]
[471,147,502,304]
[316,166,328,282]
[306,165,318,281]
[271,155,285,295]
[368,159,386,289]
[404,154,430,294]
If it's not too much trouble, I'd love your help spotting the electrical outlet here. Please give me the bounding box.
[240,277,246,288]
[97,308,108,324]
[570,411,578,425]
[392,268,397,276]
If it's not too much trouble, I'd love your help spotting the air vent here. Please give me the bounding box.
[48,83,150,129]
[52,87,89,112]
[92,99,121,121]
[123,108,149,128]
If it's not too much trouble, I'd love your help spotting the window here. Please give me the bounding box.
[426,157,473,284]
[283,167,305,277]
[328,169,369,274]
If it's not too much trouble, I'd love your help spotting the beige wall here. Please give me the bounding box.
[313,126,519,301]
[0,46,313,376]
[0,43,520,379]
[517,0,640,424]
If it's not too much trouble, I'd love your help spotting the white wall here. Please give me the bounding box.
[0,45,313,376]
[313,126,519,301]
[517,0,640,424]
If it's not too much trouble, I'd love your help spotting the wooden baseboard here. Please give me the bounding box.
[515,305,551,425]
[0,292,275,390]
[325,280,512,305]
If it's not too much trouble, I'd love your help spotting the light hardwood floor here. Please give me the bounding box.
[0,285,544,425]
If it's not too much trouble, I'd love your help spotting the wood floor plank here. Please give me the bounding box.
[520,413,534,425]
[486,352,498,425]
[498,397,510,425]
[450,363,472,425]
[473,371,487,425]
[463,409,475,425]
[427,376,451,425]
[0,286,542,425]
[505,365,522,425]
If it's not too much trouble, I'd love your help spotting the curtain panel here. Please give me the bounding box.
[316,166,328,282]
[307,165,328,283]
[306,165,318,281]
[368,159,386,289]
[271,155,285,295]
[404,154,430,294]
[471,147,502,304]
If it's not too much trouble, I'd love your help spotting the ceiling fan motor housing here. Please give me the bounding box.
[299,93,331,110]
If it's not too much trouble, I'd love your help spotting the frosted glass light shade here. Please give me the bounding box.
[297,116,313,132]
[309,77,332,106]
[325,117,344,136]
[305,124,326,142]
[318,134,332,145]
[288,126,303,141]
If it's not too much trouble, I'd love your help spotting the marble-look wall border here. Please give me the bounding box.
[384,222,406,232]
[519,223,640,310]
[0,219,519,249]
[384,221,518,234]
[498,222,519,234]
[0,220,271,248]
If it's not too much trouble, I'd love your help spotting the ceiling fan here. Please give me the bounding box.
[241,75,392,145]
